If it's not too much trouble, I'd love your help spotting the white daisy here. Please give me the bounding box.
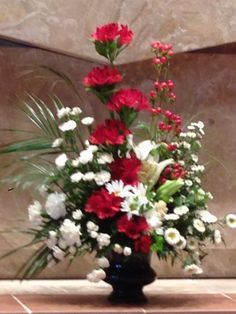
[165,213,180,221]
[187,238,198,250]
[176,236,187,249]
[184,264,203,275]
[106,180,133,198]
[164,228,181,245]
[174,205,189,216]
[193,219,205,233]
[226,214,236,228]
[199,210,217,223]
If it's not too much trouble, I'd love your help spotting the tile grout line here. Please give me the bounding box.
[11,295,32,314]
[220,292,236,303]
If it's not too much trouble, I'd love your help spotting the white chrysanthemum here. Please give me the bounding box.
[79,149,93,164]
[214,229,222,244]
[72,209,83,220]
[70,172,83,183]
[226,214,236,228]
[70,107,82,116]
[28,200,43,227]
[46,230,57,249]
[45,192,67,220]
[87,221,99,232]
[52,246,65,261]
[71,158,79,167]
[164,228,181,245]
[193,219,206,233]
[123,247,132,256]
[97,153,114,164]
[174,205,189,216]
[59,120,77,132]
[83,172,95,181]
[52,138,63,148]
[60,219,81,246]
[134,140,155,160]
[97,233,110,249]
[55,153,68,169]
[57,107,71,119]
[165,214,180,221]
[87,269,106,282]
[106,180,133,198]
[97,257,110,268]
[146,211,163,229]
[90,231,98,238]
[184,264,203,275]
[199,210,217,223]
[185,180,193,187]
[81,117,94,125]
[187,237,198,250]
[95,171,111,186]
[186,132,197,138]
[113,243,123,254]
[88,145,98,153]
[176,236,187,249]
[191,154,198,163]
[58,239,67,250]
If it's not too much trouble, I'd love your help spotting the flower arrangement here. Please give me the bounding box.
[1,22,236,282]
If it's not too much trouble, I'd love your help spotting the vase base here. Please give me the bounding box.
[108,288,147,304]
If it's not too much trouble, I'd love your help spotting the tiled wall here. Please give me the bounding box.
[0,41,235,278]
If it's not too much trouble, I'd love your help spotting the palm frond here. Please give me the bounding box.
[0,137,53,155]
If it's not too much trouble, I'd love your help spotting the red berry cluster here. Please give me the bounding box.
[160,163,187,184]
[150,80,176,105]
[158,110,182,134]
[151,41,173,65]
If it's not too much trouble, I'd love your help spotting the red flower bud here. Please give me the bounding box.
[160,56,167,63]
[149,90,157,99]
[154,81,159,89]
[152,57,161,65]
[164,110,173,118]
[167,80,174,89]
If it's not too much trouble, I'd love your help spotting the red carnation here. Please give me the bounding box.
[91,23,133,46]
[90,119,130,145]
[135,235,152,254]
[107,89,150,112]
[85,188,122,219]
[83,66,122,88]
[110,154,141,186]
[117,215,149,239]
[118,25,133,45]
[91,23,119,42]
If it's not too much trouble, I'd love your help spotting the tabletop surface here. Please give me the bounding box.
[0,279,236,313]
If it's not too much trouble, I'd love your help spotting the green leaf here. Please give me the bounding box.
[0,137,53,155]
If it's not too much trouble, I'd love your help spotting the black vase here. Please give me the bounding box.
[104,253,156,304]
